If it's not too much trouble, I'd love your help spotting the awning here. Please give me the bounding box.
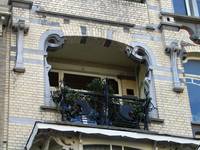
[26,122,200,150]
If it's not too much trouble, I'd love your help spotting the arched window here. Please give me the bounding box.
[184,60,200,122]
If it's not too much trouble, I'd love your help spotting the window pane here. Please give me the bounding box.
[107,79,119,94]
[186,82,200,122]
[197,0,200,15]
[173,0,187,15]
[83,145,110,150]
[112,145,122,150]
[184,60,200,75]
[124,147,139,150]
[49,71,59,87]
[64,73,99,90]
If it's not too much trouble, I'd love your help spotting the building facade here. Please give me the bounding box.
[0,0,200,149]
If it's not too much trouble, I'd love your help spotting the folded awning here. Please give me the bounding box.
[26,122,200,150]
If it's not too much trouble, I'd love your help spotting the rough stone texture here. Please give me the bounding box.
[0,0,199,149]
[0,0,8,6]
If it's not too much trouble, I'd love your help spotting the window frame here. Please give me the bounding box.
[184,59,200,123]
[173,0,200,17]
[49,69,123,96]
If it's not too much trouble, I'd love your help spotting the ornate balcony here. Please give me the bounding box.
[52,79,152,130]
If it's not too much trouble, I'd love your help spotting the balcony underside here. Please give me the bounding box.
[26,122,200,150]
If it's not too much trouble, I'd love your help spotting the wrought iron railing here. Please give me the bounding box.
[52,87,151,130]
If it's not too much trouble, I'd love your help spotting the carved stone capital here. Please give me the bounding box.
[12,19,29,34]
[46,34,64,52]
[125,46,143,62]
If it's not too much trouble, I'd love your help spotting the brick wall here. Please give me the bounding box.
[0,0,198,149]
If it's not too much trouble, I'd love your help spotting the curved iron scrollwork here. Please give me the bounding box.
[52,80,152,130]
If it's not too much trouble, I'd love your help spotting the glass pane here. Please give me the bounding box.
[173,0,187,15]
[112,145,122,150]
[186,82,200,122]
[184,60,200,75]
[197,0,200,15]
[83,145,110,150]
[64,73,99,90]
[107,79,119,94]
[49,71,59,87]
[124,147,139,150]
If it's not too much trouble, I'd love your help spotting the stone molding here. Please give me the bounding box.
[0,6,10,36]
[9,0,33,9]
[158,22,181,31]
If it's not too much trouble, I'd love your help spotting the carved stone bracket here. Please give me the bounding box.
[0,6,10,36]
[165,42,184,93]
[44,34,64,106]
[125,45,158,118]
[45,34,64,53]
[12,20,29,73]
[125,46,143,62]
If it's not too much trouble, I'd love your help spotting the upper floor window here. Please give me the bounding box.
[184,60,200,122]
[173,0,188,15]
[173,0,200,17]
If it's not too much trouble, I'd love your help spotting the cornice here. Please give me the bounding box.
[9,0,33,9]
[161,12,200,24]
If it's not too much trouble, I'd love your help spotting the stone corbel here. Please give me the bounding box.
[165,42,184,93]
[0,6,11,36]
[44,34,64,106]
[12,20,29,73]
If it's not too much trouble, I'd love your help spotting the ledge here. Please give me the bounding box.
[40,105,164,124]
[150,118,164,124]
[36,9,135,28]
[192,121,200,126]
[161,12,200,24]
[40,105,58,112]
[9,0,33,9]
[158,22,181,31]
[0,6,10,16]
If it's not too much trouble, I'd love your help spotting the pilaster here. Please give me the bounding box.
[10,0,32,73]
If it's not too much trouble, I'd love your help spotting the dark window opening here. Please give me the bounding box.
[124,147,140,150]
[83,145,110,150]
[173,0,187,15]
[126,89,134,95]
[64,73,99,90]
[49,71,59,87]
[112,145,122,150]
[107,78,119,94]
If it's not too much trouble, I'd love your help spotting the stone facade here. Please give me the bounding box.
[0,0,200,149]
